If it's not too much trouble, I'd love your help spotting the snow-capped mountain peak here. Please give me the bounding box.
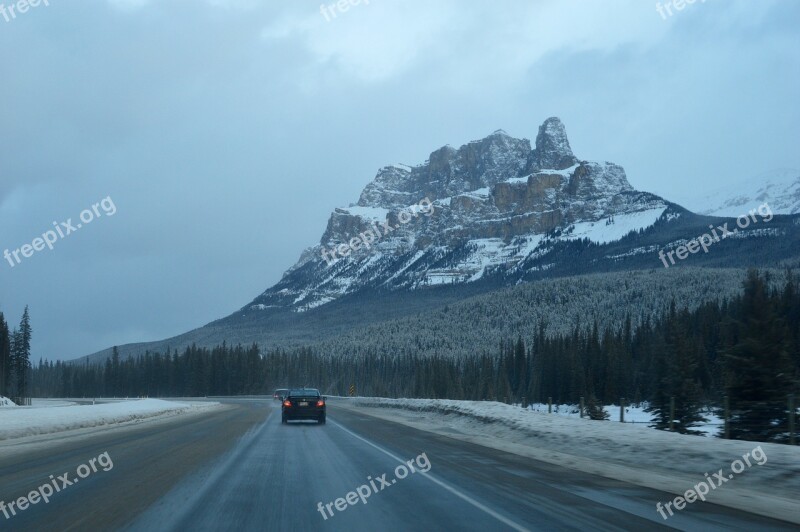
[680,168,800,217]
[248,117,672,313]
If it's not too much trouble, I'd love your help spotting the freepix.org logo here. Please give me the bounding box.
[320,0,370,22]
[657,202,772,269]
[1,0,50,23]
[316,452,431,520]
[655,446,767,520]
[4,196,117,269]
[656,0,706,20]
[1,452,113,521]
[320,198,434,266]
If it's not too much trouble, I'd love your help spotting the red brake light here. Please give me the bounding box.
[316,400,325,407]
[283,400,291,407]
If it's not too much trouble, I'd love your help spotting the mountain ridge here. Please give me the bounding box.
[77,119,800,363]
[678,168,800,217]
[249,117,670,314]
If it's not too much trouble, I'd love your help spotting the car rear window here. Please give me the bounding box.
[289,390,320,398]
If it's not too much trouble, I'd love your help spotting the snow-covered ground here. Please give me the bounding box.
[337,397,800,524]
[0,395,16,408]
[29,398,79,408]
[0,398,220,440]
[525,402,724,437]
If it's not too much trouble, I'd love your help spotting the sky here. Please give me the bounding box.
[0,0,798,361]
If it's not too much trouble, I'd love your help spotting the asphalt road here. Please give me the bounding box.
[0,398,796,532]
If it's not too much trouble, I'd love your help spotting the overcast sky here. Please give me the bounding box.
[1,0,798,361]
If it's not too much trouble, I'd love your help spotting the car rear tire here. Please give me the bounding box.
[319,416,326,424]
[282,416,287,424]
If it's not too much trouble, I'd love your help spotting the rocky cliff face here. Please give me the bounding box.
[250,118,670,312]
[530,117,578,171]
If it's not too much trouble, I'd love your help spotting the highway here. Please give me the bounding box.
[0,398,795,531]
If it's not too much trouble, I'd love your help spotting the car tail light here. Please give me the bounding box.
[283,400,291,407]
[316,400,325,407]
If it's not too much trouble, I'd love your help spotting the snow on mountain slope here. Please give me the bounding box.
[565,207,667,245]
[680,168,800,216]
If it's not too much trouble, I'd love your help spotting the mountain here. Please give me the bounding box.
[679,168,800,217]
[249,117,670,313]
[81,119,800,363]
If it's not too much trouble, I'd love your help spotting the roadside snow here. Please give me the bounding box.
[0,395,16,408]
[0,399,220,440]
[526,402,724,437]
[29,398,78,408]
[338,397,800,524]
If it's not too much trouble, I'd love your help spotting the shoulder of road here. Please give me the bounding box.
[330,397,800,526]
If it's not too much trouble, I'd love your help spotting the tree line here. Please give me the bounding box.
[0,306,33,402]
[498,270,799,441]
[30,271,799,443]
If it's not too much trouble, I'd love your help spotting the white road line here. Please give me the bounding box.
[330,418,530,532]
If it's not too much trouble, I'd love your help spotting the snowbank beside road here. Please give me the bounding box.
[525,401,724,437]
[29,398,78,408]
[0,399,219,440]
[0,395,15,408]
[341,397,800,524]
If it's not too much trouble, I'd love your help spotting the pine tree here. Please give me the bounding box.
[15,307,32,400]
[668,310,707,434]
[723,271,797,442]
[647,303,706,433]
[586,394,609,420]
[512,336,527,399]
[0,313,10,397]
[111,346,121,396]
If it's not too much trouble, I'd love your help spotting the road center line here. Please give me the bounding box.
[329,418,530,532]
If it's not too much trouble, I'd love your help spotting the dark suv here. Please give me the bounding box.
[282,388,326,424]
